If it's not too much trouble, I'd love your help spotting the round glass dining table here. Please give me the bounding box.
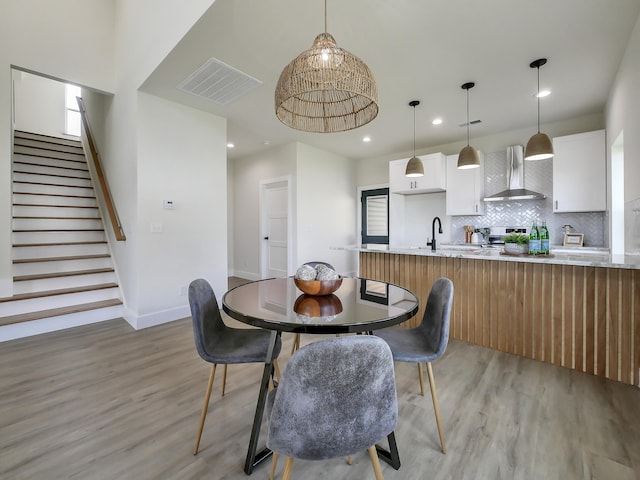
[222,276,419,474]
[222,276,419,334]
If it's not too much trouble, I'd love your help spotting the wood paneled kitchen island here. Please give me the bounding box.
[345,246,640,386]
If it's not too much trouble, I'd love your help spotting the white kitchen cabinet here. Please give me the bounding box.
[445,151,485,215]
[389,153,446,194]
[552,130,606,213]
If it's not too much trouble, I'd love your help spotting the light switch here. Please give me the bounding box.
[150,223,162,233]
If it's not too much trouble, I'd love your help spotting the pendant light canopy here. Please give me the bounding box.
[274,0,379,133]
[405,100,424,177]
[457,82,480,169]
[525,58,554,160]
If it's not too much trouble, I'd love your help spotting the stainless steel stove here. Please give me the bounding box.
[487,226,529,245]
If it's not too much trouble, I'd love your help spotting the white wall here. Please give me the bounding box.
[13,71,66,137]
[133,93,227,327]
[606,14,640,253]
[232,143,297,280]
[295,143,357,276]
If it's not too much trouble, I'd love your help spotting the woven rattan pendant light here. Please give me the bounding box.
[457,82,480,169]
[274,0,379,133]
[405,100,424,177]
[525,58,554,160]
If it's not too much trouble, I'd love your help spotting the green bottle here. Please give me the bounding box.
[540,220,550,254]
[529,221,540,255]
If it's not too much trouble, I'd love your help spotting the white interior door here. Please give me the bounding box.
[261,179,290,278]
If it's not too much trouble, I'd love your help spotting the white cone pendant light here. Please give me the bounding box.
[405,100,424,177]
[525,58,554,160]
[457,82,480,169]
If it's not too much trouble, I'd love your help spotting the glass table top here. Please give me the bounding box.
[222,277,419,334]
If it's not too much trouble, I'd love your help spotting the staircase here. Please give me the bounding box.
[0,130,123,329]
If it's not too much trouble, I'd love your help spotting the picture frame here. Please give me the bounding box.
[563,233,584,247]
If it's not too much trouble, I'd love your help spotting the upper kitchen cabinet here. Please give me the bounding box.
[552,130,606,213]
[389,153,446,194]
[445,151,485,215]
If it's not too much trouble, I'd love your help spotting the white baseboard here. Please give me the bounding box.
[124,304,191,330]
[231,270,260,281]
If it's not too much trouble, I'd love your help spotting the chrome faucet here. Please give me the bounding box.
[427,216,443,250]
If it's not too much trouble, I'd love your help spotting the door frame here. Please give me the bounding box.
[260,175,294,279]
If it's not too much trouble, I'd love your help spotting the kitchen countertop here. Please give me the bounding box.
[334,244,640,270]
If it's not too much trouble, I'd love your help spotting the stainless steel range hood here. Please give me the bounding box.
[483,145,546,202]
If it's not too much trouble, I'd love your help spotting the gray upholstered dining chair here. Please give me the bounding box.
[266,335,397,480]
[188,278,282,455]
[375,276,453,454]
[290,261,336,354]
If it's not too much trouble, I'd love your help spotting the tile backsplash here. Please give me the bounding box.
[451,148,607,247]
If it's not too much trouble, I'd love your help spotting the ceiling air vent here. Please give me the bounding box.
[177,57,262,105]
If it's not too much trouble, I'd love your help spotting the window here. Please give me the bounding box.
[361,187,389,244]
[65,84,82,136]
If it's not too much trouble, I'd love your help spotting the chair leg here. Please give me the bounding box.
[281,457,294,480]
[273,359,282,382]
[367,445,384,480]
[347,455,353,465]
[269,452,279,480]
[221,364,228,396]
[417,363,425,396]
[193,364,217,455]
[426,362,446,454]
[290,333,300,354]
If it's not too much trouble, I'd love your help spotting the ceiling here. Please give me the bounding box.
[141,0,640,162]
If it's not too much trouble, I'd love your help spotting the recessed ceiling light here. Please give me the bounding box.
[227,142,235,148]
[263,140,271,146]
[432,118,443,125]
[536,89,551,98]
[362,136,371,142]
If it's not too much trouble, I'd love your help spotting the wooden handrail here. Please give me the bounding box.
[76,97,126,241]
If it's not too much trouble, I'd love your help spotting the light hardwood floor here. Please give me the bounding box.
[1,289,639,479]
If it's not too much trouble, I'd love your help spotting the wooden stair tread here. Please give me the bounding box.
[13,151,87,164]
[0,283,119,303]
[13,180,93,189]
[14,129,82,145]
[13,216,101,220]
[13,229,105,232]
[13,203,98,209]
[13,169,90,180]
[13,160,89,173]
[13,191,96,199]
[13,254,111,264]
[13,241,107,247]
[14,268,115,282]
[0,299,123,326]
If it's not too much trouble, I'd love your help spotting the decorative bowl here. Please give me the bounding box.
[294,276,343,296]
[293,294,343,317]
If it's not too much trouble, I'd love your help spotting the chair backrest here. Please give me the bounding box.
[188,278,227,362]
[419,277,454,359]
[267,336,397,460]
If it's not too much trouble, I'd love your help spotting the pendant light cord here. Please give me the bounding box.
[466,88,470,147]
[324,0,327,33]
[536,65,541,134]
[413,104,416,156]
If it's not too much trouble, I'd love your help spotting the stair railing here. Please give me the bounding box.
[76,97,126,241]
